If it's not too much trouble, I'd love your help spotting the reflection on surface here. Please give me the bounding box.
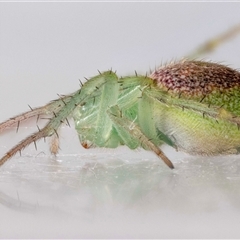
[1,145,240,238]
[1,146,240,211]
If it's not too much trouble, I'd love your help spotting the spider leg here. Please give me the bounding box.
[107,105,174,169]
[49,129,61,155]
[0,95,73,133]
[0,71,119,166]
[186,24,240,59]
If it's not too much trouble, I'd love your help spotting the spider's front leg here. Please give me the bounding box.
[0,97,77,166]
[0,72,117,166]
[0,96,73,166]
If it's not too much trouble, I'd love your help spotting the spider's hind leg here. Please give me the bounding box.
[186,24,240,59]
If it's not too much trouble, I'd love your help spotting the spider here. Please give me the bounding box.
[0,25,240,169]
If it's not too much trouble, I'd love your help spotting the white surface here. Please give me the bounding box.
[0,2,240,238]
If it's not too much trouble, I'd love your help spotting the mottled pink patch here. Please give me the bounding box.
[150,60,240,97]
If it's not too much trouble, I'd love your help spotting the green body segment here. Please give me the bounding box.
[155,103,240,155]
[72,66,240,157]
[178,87,240,155]
[73,72,159,150]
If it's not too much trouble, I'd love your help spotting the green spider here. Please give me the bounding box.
[0,26,240,169]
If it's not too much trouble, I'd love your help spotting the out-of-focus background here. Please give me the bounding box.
[0,2,240,238]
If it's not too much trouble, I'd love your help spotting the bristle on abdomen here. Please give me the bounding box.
[150,60,240,97]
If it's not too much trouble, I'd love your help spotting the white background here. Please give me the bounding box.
[0,2,240,238]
